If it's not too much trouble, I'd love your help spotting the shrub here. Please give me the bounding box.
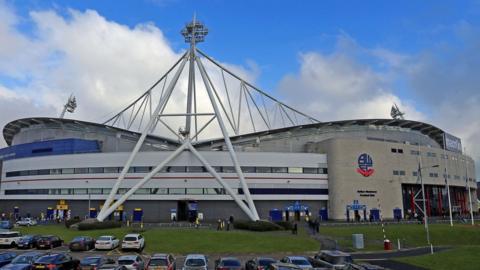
[77,220,121,231]
[233,220,283,231]
[274,221,293,230]
[65,217,81,228]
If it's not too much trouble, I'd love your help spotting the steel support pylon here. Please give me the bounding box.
[97,17,259,221]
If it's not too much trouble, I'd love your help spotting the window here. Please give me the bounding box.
[168,166,186,173]
[427,152,437,158]
[134,167,150,173]
[410,150,420,155]
[37,169,50,175]
[74,168,88,174]
[50,169,62,175]
[88,167,104,174]
[62,168,74,174]
[398,149,404,154]
[412,171,418,177]
[60,189,71,195]
[169,188,185,195]
[6,171,20,177]
[399,170,406,176]
[241,167,255,173]
[204,188,226,195]
[212,166,222,173]
[151,188,168,194]
[117,188,128,194]
[102,188,112,194]
[256,167,272,173]
[222,167,236,173]
[303,168,318,174]
[288,167,303,174]
[393,170,399,176]
[186,188,203,195]
[134,188,151,194]
[89,188,103,194]
[74,189,88,195]
[321,168,328,174]
[391,148,397,153]
[187,166,206,172]
[272,167,288,173]
[104,167,120,173]
[28,170,38,176]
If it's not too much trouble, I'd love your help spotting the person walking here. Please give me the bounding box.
[195,217,200,229]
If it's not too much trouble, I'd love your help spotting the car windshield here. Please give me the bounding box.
[73,237,85,241]
[36,255,58,263]
[118,260,135,265]
[0,233,15,238]
[98,236,111,241]
[259,260,276,267]
[0,254,12,260]
[124,237,137,241]
[278,267,299,270]
[186,259,205,267]
[12,255,35,264]
[81,257,102,265]
[328,256,353,264]
[39,237,51,241]
[291,260,309,266]
[222,260,241,267]
[149,258,168,266]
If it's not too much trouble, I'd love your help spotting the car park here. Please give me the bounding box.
[17,235,41,249]
[94,236,119,250]
[279,257,312,270]
[15,219,37,227]
[0,252,17,268]
[265,263,301,270]
[121,234,145,251]
[79,256,111,270]
[214,257,242,270]
[69,236,95,251]
[1,251,44,270]
[118,255,145,270]
[183,254,208,270]
[146,254,175,270]
[0,232,22,248]
[33,253,79,270]
[36,236,63,249]
[245,258,276,270]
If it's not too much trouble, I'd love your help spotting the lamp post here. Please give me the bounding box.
[417,163,439,249]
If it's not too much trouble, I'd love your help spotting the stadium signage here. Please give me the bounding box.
[357,153,374,177]
[444,132,462,153]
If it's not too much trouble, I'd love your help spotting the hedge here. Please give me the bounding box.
[233,220,283,231]
[77,220,122,230]
[65,217,81,228]
[274,221,293,230]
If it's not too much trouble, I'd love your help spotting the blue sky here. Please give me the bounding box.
[1,0,480,169]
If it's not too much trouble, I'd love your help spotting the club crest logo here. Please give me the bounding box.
[357,153,374,177]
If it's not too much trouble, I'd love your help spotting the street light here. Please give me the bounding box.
[417,163,439,250]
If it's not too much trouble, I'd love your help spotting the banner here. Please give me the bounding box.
[444,133,462,153]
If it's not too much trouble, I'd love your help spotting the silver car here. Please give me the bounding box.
[118,255,145,270]
[183,254,208,270]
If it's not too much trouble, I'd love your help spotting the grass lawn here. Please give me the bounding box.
[17,225,319,254]
[395,245,480,270]
[318,223,480,251]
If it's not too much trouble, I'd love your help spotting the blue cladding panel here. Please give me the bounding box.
[0,139,100,160]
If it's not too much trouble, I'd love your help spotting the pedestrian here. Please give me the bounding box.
[292,222,298,235]
[229,215,234,224]
[315,219,320,234]
[195,217,200,229]
[226,220,230,231]
[217,219,222,230]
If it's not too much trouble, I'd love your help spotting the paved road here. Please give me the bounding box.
[352,246,450,260]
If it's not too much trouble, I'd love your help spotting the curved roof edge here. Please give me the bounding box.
[2,117,180,147]
[3,117,447,149]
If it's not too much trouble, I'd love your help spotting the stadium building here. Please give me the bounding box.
[0,20,477,223]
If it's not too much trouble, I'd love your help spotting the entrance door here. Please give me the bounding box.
[294,210,300,221]
[177,201,188,221]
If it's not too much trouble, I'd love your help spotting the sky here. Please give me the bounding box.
[1,0,480,176]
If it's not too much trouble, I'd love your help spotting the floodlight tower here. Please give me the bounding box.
[59,94,77,118]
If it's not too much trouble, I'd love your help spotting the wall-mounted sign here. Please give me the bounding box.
[444,133,462,153]
[357,153,375,177]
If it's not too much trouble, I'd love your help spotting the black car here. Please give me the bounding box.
[245,258,276,270]
[1,251,44,270]
[0,252,17,268]
[215,257,242,270]
[33,253,79,270]
[36,236,63,249]
[17,235,41,249]
[69,236,95,252]
[79,256,111,270]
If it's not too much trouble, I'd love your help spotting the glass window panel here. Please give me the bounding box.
[102,188,112,194]
[288,167,303,174]
[204,188,226,195]
[104,167,120,173]
[88,167,104,174]
[169,166,186,173]
[256,167,272,173]
[187,166,206,172]
[151,188,168,194]
[186,188,203,194]
[75,189,88,195]
[50,169,62,175]
[212,166,222,172]
[134,167,151,173]
[74,168,89,174]
[19,171,29,176]
[62,168,74,174]
[241,167,255,173]
[134,188,151,194]
[302,167,318,174]
[118,188,128,194]
[37,169,50,175]
[222,166,235,173]
[60,189,71,195]
[272,167,288,173]
[89,188,103,194]
[169,188,185,194]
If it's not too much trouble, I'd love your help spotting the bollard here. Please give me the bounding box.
[397,238,401,250]
[383,239,392,250]
[430,244,434,254]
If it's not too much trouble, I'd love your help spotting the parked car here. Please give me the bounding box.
[311,250,354,270]
[1,251,44,270]
[94,236,119,250]
[279,257,312,270]
[33,253,79,270]
[69,236,95,251]
[36,236,63,249]
[0,221,13,230]
[98,264,127,270]
[146,254,175,270]
[0,252,17,268]
[0,232,22,248]
[214,257,242,270]
[182,254,208,270]
[121,234,145,251]
[79,256,111,270]
[16,219,37,227]
[117,255,145,270]
[245,258,276,270]
[17,235,41,249]
[265,263,301,270]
